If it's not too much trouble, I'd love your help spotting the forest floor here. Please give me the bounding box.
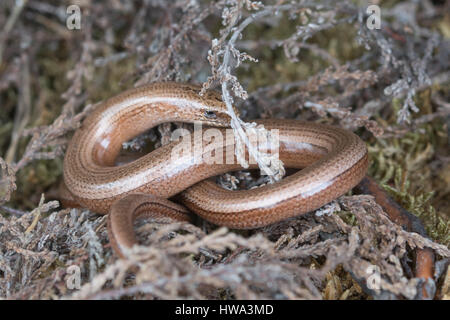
[0,0,449,299]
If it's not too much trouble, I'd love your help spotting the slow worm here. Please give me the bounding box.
[62,82,368,252]
[61,82,434,296]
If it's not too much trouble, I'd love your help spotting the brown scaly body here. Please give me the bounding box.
[62,82,433,298]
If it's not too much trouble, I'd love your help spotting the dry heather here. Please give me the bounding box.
[0,0,449,300]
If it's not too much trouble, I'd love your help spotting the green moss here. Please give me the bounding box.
[237,12,365,91]
[368,118,450,246]
[380,168,450,246]
[337,211,358,227]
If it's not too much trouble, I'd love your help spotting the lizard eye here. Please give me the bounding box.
[204,110,217,119]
